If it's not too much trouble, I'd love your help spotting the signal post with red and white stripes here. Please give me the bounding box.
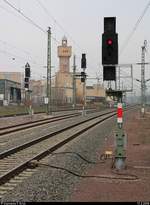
[114,102,126,170]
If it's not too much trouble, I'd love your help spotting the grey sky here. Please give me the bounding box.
[0,0,150,93]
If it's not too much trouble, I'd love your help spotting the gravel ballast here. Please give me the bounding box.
[0,110,113,153]
[1,114,116,202]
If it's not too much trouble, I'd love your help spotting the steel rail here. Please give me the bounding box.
[0,109,115,136]
[0,107,96,118]
[0,113,81,136]
[0,112,80,130]
[0,107,135,186]
[0,111,116,159]
[0,111,117,186]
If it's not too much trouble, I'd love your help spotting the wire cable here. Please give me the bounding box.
[0,4,26,21]
[120,0,150,55]
[36,0,101,72]
[51,151,105,164]
[3,0,100,79]
[36,0,84,53]
[0,40,44,67]
[3,0,46,33]
[2,0,60,45]
[0,48,44,68]
[1,0,61,76]
[28,150,139,181]
[29,161,139,181]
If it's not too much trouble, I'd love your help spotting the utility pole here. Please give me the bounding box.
[141,40,147,116]
[72,55,76,108]
[118,66,121,90]
[46,27,52,115]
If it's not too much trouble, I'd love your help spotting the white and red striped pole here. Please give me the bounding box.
[117,103,123,125]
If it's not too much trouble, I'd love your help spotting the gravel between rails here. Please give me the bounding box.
[0,110,113,153]
[0,113,48,129]
[1,115,116,202]
[0,109,99,129]
[0,110,84,129]
[0,114,82,153]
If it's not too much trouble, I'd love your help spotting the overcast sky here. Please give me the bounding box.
[0,0,150,94]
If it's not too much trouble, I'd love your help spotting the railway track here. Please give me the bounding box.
[0,107,96,118]
[0,110,116,192]
[0,108,99,136]
[0,107,136,198]
[0,112,81,136]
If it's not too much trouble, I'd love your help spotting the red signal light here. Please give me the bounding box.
[107,39,113,45]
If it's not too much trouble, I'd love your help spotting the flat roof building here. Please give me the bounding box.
[0,79,21,105]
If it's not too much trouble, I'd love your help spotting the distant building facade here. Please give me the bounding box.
[30,80,46,105]
[55,36,73,104]
[86,84,105,104]
[0,72,23,84]
[0,40,106,106]
[0,79,21,105]
[0,72,23,105]
[57,36,72,73]
[55,36,106,105]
